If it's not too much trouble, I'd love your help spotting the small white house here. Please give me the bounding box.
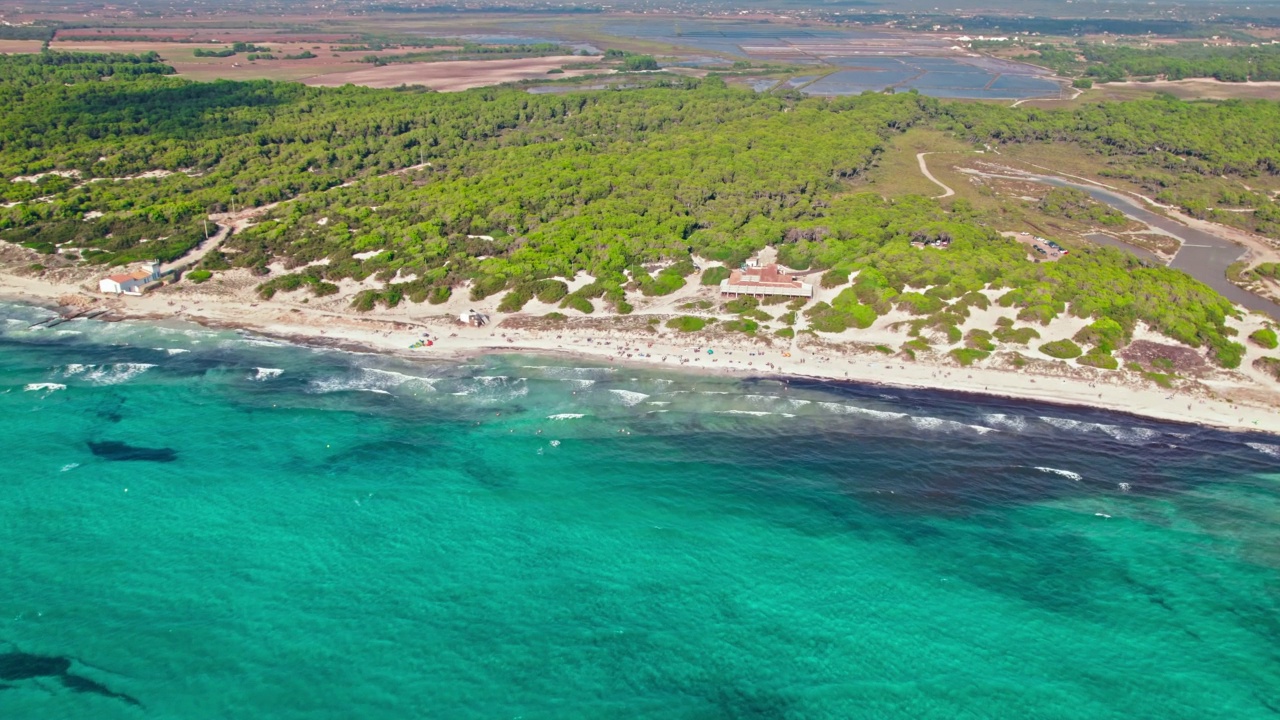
[99,261,160,296]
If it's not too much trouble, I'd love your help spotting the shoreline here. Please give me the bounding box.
[4,274,1278,435]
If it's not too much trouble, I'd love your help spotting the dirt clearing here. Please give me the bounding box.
[302,56,605,91]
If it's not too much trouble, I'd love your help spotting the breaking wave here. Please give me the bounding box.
[1246,442,1280,459]
[547,413,585,420]
[817,402,909,421]
[983,413,1028,432]
[24,382,65,393]
[61,362,156,385]
[609,389,650,407]
[310,367,435,395]
[1039,416,1160,443]
[911,416,996,434]
[1034,466,1083,481]
[251,368,284,381]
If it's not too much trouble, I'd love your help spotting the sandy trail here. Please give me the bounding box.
[917,152,955,198]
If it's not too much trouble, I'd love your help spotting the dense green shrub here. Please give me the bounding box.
[896,292,944,316]
[1074,317,1127,353]
[562,294,594,314]
[1039,339,1083,359]
[724,296,759,314]
[994,325,1041,344]
[1255,356,1280,381]
[720,319,759,334]
[1249,327,1278,349]
[186,269,212,283]
[820,268,850,288]
[950,348,990,366]
[965,329,996,352]
[666,315,708,332]
[700,266,731,285]
[428,286,451,304]
[1078,352,1119,370]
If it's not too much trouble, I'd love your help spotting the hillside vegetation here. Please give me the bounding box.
[0,52,1260,367]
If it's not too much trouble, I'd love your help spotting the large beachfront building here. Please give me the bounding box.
[719,260,813,299]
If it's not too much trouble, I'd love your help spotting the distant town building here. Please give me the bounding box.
[99,261,161,295]
[720,262,813,299]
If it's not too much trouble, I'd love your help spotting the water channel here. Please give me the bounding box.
[966,168,1280,317]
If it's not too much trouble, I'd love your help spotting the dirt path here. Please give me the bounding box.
[916,152,955,199]
[162,204,281,274]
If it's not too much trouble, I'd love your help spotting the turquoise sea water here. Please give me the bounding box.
[1,301,1278,719]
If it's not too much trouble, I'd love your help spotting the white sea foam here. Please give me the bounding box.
[983,413,1028,432]
[1246,442,1280,459]
[717,410,773,416]
[24,383,65,393]
[163,348,190,355]
[60,463,79,472]
[566,379,596,388]
[238,337,287,348]
[1039,416,1160,443]
[817,401,909,421]
[609,389,650,406]
[646,401,672,406]
[911,416,996,434]
[61,363,156,385]
[310,367,434,394]
[1035,466,1083,481]
[547,413,585,420]
[1118,482,1132,492]
[251,367,284,381]
[1100,425,1160,443]
[549,440,561,447]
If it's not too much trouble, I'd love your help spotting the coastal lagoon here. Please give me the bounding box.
[2,301,1278,718]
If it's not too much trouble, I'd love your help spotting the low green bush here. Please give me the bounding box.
[666,315,708,332]
[950,348,990,366]
[700,266,731,286]
[1249,327,1278,349]
[186,269,212,283]
[1078,352,1119,370]
[994,325,1040,344]
[1039,339,1083,359]
[965,329,996,352]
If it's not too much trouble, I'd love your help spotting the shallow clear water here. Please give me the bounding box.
[2,302,1278,718]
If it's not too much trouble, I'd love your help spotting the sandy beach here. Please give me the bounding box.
[4,241,1279,435]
